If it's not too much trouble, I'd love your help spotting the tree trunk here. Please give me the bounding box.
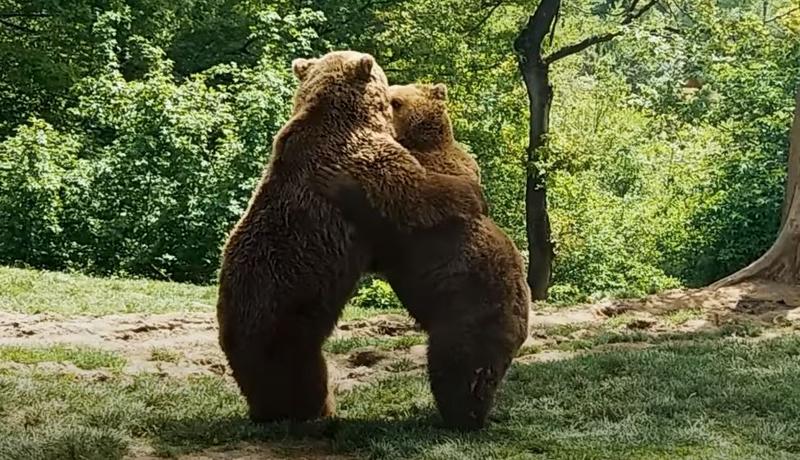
[513,0,656,299]
[712,88,800,287]
[522,61,555,300]
[514,0,560,301]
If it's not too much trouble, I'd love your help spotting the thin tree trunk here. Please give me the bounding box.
[515,0,560,301]
[712,88,800,287]
[523,62,555,300]
[514,0,658,299]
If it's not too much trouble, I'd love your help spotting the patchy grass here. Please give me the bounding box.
[324,334,426,354]
[661,308,705,326]
[386,358,418,373]
[149,348,183,364]
[516,344,542,357]
[535,322,589,337]
[2,338,800,458]
[549,321,764,352]
[605,312,639,328]
[339,306,406,322]
[0,345,125,370]
[0,266,406,321]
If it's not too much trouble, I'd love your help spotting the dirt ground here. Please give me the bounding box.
[3,280,800,459]
[2,279,800,387]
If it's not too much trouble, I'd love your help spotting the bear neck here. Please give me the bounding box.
[300,86,393,134]
[400,119,454,152]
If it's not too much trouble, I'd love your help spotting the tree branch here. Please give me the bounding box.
[543,0,659,64]
[463,0,505,35]
[766,6,800,24]
[621,0,659,25]
[513,0,561,63]
[667,0,696,24]
[543,31,621,64]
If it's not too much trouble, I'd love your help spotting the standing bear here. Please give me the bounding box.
[314,83,530,430]
[216,52,487,423]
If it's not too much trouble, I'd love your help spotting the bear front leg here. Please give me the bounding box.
[311,146,487,231]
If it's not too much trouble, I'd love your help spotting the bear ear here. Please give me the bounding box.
[354,55,374,80]
[292,58,316,80]
[431,83,448,101]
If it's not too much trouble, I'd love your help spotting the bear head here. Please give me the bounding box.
[388,83,454,151]
[290,50,392,129]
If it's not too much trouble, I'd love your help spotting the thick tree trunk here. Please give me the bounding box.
[523,62,555,300]
[712,88,800,287]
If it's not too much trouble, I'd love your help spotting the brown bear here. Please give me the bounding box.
[313,82,530,430]
[216,52,487,424]
[389,83,480,183]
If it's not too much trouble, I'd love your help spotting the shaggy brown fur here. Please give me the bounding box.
[389,83,480,182]
[314,83,530,430]
[216,54,486,424]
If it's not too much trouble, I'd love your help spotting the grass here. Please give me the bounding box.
[661,308,705,326]
[0,266,217,315]
[0,345,125,370]
[324,334,426,354]
[0,266,403,319]
[149,348,183,363]
[604,312,639,328]
[2,338,800,459]
[2,266,799,459]
[550,321,764,352]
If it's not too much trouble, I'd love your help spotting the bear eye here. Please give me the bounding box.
[391,99,402,110]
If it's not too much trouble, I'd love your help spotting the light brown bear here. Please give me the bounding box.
[216,52,487,424]
[314,83,530,430]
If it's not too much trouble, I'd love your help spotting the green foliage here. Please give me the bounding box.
[1,0,799,300]
[349,278,403,310]
[4,337,800,458]
[0,7,314,282]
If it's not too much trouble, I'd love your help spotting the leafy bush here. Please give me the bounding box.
[0,9,315,283]
[1,1,799,303]
[350,278,403,310]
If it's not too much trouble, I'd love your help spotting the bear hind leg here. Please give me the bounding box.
[224,331,333,424]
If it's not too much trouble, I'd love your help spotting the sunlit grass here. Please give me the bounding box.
[0,345,125,370]
[0,266,406,321]
[2,338,800,459]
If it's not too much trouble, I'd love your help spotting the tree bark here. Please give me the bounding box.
[523,61,555,301]
[712,88,800,287]
[515,0,560,301]
[514,0,659,300]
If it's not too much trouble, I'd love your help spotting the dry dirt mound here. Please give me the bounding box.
[3,280,800,382]
[518,280,800,357]
[0,312,430,390]
[526,280,800,329]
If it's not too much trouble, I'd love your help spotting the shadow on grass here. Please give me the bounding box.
[4,335,800,459]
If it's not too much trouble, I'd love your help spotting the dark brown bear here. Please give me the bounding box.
[315,83,530,430]
[216,53,486,424]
